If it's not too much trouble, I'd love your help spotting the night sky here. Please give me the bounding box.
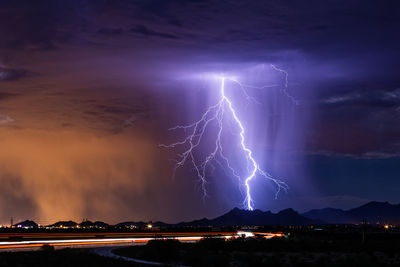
[0,0,399,225]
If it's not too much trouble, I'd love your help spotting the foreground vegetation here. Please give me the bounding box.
[0,229,399,266]
[0,248,137,267]
[114,232,400,266]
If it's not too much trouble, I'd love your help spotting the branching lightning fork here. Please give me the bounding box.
[160,65,297,210]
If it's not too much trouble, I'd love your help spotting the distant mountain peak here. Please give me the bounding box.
[302,200,400,224]
[278,208,298,215]
[359,201,392,208]
[14,220,38,228]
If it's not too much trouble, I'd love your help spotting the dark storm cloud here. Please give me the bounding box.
[1,0,398,65]
[0,67,27,81]
[0,92,19,101]
[97,27,124,35]
[130,25,180,39]
[0,0,61,49]
[0,0,399,220]
[96,104,139,115]
[308,86,400,158]
[306,155,400,205]
[321,88,400,108]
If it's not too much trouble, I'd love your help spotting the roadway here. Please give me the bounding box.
[0,231,284,251]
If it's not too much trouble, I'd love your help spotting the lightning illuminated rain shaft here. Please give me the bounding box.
[161,65,295,210]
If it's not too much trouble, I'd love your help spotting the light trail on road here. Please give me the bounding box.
[0,231,284,250]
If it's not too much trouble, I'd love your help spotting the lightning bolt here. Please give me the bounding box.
[160,65,296,210]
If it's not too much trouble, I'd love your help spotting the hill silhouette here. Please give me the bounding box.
[11,201,400,228]
[302,201,400,224]
[177,207,322,226]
